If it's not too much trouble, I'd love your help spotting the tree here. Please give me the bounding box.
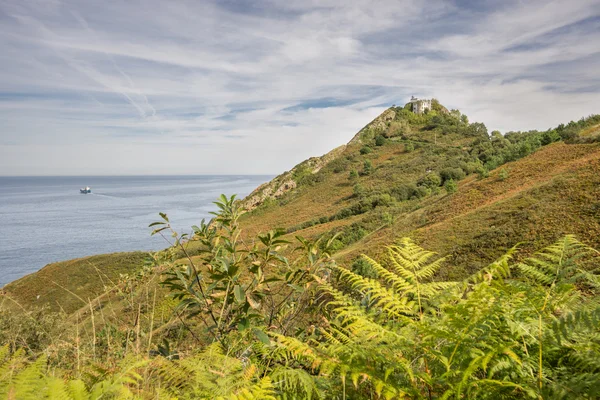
[375,135,386,146]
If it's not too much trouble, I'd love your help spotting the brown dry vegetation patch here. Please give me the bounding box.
[332,143,600,276]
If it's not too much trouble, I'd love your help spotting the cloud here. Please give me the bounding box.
[0,0,599,175]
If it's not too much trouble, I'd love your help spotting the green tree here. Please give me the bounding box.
[375,135,386,146]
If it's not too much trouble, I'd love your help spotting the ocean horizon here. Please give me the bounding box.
[0,175,271,287]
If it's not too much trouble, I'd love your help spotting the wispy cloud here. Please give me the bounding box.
[0,0,599,175]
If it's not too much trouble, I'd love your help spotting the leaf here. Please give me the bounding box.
[159,212,169,222]
[234,285,245,303]
[151,227,168,236]
[253,328,271,345]
[238,318,250,332]
[247,293,261,309]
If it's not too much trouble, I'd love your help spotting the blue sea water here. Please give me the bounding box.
[0,176,270,287]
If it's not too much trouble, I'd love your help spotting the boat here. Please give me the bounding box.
[80,186,91,194]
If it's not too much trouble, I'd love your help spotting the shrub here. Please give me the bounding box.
[348,169,358,180]
[476,166,489,179]
[499,168,509,181]
[330,158,347,173]
[444,179,458,194]
[404,143,414,152]
[361,160,373,176]
[439,167,466,183]
[360,146,373,155]
[353,184,367,198]
[390,183,420,201]
[373,193,393,207]
[419,172,441,189]
[413,186,430,199]
[463,161,481,174]
[375,135,386,146]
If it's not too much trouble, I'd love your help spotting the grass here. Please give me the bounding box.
[2,251,148,314]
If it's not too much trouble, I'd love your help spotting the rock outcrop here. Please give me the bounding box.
[241,145,346,211]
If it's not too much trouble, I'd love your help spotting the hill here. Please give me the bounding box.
[2,99,600,398]
[4,99,600,312]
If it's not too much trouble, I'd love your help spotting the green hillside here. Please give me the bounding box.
[2,101,600,399]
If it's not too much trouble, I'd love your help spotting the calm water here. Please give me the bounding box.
[0,176,270,287]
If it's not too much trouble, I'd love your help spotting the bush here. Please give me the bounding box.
[375,135,386,146]
[444,179,458,194]
[439,167,466,183]
[330,158,348,173]
[349,169,358,180]
[404,143,414,153]
[353,184,367,198]
[463,162,481,174]
[391,183,418,201]
[499,168,509,181]
[413,186,430,199]
[476,166,489,179]
[360,146,373,155]
[361,160,373,176]
[419,172,441,189]
[373,193,393,207]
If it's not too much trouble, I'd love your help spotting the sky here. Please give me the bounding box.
[0,0,599,176]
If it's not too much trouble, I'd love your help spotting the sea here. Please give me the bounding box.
[0,175,271,287]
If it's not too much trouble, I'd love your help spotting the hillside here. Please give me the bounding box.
[2,100,600,398]
[4,100,600,312]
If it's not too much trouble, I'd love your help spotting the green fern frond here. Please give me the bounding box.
[360,255,410,292]
[518,235,593,286]
[270,366,320,399]
[228,377,277,400]
[10,355,47,400]
[552,307,600,344]
[334,266,415,318]
[469,247,517,284]
[270,333,323,371]
[387,238,447,284]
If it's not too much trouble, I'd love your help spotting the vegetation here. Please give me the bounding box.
[1,204,599,398]
[2,100,600,398]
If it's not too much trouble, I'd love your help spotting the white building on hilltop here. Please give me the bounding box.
[410,96,432,114]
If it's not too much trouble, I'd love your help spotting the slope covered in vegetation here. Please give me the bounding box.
[1,100,600,399]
